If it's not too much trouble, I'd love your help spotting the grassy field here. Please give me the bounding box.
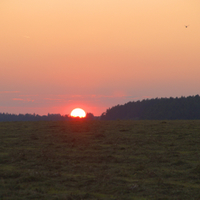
[0,120,200,200]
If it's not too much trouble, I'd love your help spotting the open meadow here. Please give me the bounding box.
[1,120,200,200]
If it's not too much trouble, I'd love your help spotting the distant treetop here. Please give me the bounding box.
[100,95,200,120]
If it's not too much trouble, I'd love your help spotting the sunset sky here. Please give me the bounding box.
[1,0,200,116]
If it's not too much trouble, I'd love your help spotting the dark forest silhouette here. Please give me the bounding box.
[0,112,96,122]
[1,95,200,121]
[101,95,200,120]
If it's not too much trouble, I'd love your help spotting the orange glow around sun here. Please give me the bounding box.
[70,108,86,118]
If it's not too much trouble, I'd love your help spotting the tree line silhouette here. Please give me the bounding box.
[100,95,200,120]
[0,113,96,122]
[1,95,200,121]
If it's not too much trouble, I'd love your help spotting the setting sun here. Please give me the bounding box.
[70,108,86,118]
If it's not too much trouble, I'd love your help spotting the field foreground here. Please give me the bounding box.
[0,120,200,199]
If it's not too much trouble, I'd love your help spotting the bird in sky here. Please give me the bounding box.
[185,25,189,28]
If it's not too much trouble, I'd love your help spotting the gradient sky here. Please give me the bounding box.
[1,0,200,116]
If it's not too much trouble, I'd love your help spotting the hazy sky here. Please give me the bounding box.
[1,0,200,116]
